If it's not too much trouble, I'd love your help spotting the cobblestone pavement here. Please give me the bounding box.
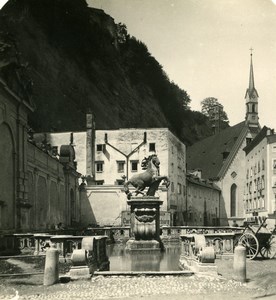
[0,274,265,300]
[0,257,276,300]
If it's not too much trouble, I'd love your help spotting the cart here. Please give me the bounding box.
[238,218,276,259]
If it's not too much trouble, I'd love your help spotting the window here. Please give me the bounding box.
[95,161,104,172]
[131,161,138,172]
[95,180,104,185]
[257,178,260,191]
[171,182,174,192]
[230,184,237,217]
[149,143,156,152]
[249,182,252,194]
[116,179,124,185]
[261,176,265,190]
[262,159,265,170]
[117,161,125,173]
[177,183,181,194]
[96,144,104,152]
[231,171,237,179]
[246,138,252,145]
[252,104,255,113]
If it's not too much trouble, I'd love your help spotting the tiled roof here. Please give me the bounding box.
[186,174,221,191]
[187,121,246,180]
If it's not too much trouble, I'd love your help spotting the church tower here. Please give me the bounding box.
[245,50,259,127]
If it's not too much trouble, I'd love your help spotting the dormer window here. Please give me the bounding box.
[222,151,230,160]
[246,138,252,145]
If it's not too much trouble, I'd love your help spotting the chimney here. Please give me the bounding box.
[86,112,96,180]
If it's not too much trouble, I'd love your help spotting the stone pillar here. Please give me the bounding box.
[43,246,59,285]
[233,243,246,282]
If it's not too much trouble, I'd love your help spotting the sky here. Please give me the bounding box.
[88,0,276,129]
[1,0,276,128]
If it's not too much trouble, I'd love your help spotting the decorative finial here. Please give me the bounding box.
[250,47,254,56]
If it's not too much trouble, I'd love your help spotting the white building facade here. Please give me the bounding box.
[244,127,276,229]
[34,116,187,226]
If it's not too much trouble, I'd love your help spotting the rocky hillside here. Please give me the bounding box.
[0,0,214,145]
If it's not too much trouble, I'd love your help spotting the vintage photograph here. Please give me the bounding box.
[0,0,276,299]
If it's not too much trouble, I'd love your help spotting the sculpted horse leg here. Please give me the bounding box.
[124,180,146,199]
[153,176,170,187]
[134,187,145,196]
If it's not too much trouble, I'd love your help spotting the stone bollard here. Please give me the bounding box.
[69,249,91,280]
[43,246,59,286]
[233,242,246,282]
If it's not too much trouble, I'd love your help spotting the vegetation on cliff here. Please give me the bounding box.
[0,0,216,145]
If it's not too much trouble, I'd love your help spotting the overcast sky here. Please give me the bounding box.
[89,0,276,129]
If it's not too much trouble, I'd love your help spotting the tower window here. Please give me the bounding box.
[252,104,255,113]
[149,143,156,152]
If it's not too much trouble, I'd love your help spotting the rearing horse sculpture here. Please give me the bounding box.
[124,154,170,199]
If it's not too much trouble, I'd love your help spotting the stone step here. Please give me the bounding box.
[94,270,194,276]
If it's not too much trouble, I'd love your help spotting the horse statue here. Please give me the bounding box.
[124,154,170,199]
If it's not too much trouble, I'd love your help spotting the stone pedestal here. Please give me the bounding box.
[126,196,163,251]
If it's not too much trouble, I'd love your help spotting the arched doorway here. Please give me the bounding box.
[0,123,15,230]
[230,184,237,217]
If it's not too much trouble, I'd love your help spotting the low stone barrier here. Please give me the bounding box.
[179,234,217,274]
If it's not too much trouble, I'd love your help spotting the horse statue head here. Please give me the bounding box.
[141,154,160,170]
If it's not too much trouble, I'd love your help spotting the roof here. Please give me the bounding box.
[186,174,221,191]
[243,126,268,155]
[187,121,246,180]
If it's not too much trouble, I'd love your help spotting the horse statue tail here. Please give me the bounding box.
[124,181,132,200]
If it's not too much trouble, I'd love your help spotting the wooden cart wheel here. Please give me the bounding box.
[239,232,259,259]
[260,235,276,259]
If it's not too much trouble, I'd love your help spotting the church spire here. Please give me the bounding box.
[248,48,255,92]
[245,49,259,127]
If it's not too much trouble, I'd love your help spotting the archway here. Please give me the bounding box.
[0,123,15,230]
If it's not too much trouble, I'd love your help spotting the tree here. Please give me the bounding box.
[201,97,229,133]
[116,23,129,44]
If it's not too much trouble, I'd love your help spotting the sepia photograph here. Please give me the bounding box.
[0,0,276,299]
